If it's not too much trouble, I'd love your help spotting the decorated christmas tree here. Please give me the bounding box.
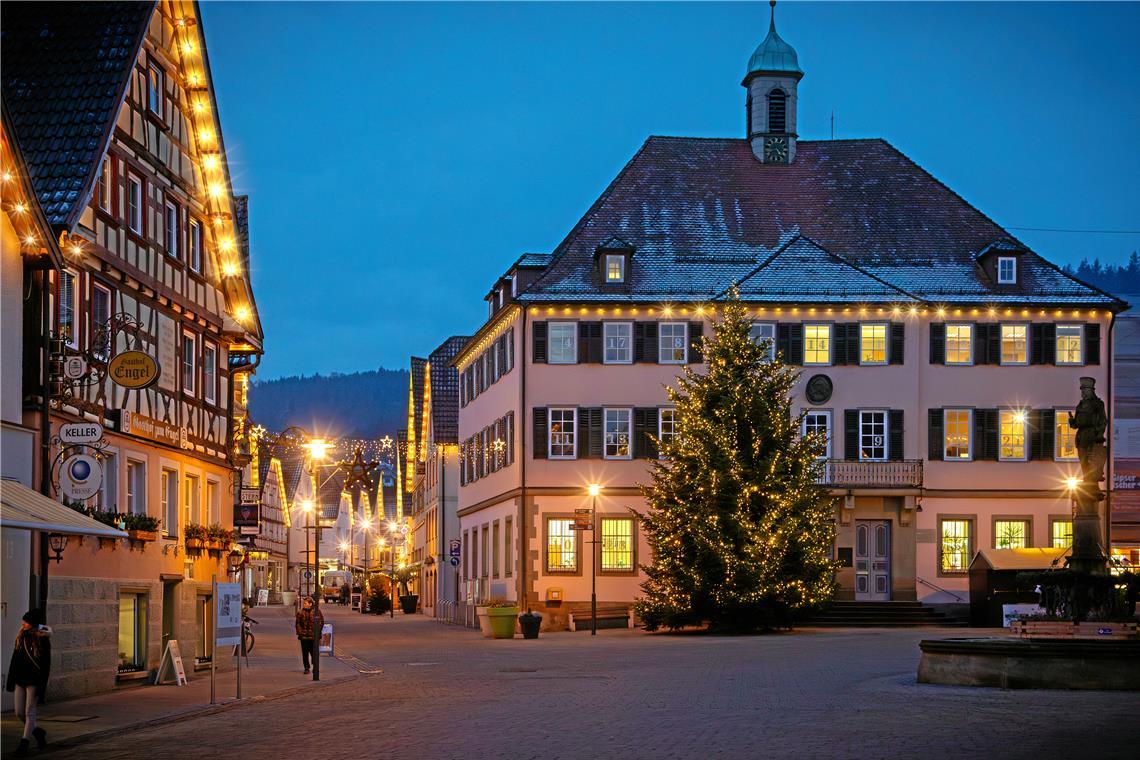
[636,290,836,632]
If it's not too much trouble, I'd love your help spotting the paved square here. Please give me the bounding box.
[54,609,1140,759]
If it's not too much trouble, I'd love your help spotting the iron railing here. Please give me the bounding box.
[817,459,923,488]
[437,600,479,629]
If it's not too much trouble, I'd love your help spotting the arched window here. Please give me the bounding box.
[767,88,787,133]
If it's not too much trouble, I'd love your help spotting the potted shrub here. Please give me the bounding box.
[124,513,159,542]
[395,565,419,614]
[484,598,520,639]
[184,523,207,550]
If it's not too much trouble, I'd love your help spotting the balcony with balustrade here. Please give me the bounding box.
[817,459,923,489]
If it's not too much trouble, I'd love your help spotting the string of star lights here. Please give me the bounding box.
[172,9,252,327]
[0,132,58,264]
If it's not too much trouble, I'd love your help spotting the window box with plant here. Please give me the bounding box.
[184,523,208,551]
[206,524,234,551]
[124,513,160,543]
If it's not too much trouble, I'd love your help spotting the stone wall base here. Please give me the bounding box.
[918,637,1140,690]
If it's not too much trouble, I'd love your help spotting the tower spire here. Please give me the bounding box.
[770,0,777,31]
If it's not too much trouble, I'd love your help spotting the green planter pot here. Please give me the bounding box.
[486,606,519,639]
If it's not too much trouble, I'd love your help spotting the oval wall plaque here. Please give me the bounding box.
[805,374,833,405]
[108,351,160,390]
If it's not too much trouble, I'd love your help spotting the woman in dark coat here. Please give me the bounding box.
[6,609,51,755]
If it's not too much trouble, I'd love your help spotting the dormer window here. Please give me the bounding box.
[605,254,625,284]
[997,256,1017,284]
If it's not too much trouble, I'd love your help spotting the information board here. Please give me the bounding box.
[215,582,242,646]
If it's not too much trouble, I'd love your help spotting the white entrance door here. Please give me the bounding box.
[855,520,891,601]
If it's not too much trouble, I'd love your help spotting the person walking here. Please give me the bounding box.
[5,609,51,756]
[294,596,323,675]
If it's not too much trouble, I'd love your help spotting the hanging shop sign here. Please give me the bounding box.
[64,356,88,380]
[59,422,103,445]
[60,454,103,500]
[120,410,184,448]
[108,350,160,390]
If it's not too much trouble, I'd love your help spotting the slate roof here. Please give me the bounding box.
[515,253,553,268]
[427,336,471,444]
[518,137,1122,308]
[1,1,154,229]
[408,358,426,465]
[277,453,308,504]
[318,470,345,521]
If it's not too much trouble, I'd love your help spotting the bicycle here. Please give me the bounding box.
[232,614,258,658]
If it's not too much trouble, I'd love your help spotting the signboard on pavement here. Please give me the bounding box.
[215,582,242,646]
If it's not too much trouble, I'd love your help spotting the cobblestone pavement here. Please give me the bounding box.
[50,609,1140,760]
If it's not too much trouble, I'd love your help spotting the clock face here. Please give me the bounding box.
[764,136,788,163]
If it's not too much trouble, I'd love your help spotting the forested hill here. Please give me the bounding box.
[249,369,409,437]
[1061,253,1140,297]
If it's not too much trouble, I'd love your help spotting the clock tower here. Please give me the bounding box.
[743,1,803,164]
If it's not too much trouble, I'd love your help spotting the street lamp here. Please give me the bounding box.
[388,520,400,618]
[300,499,314,598]
[587,484,601,636]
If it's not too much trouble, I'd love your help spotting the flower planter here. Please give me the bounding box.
[1009,620,1139,640]
[486,606,520,639]
[185,538,205,551]
[399,595,418,615]
[476,606,493,638]
[519,611,542,639]
[127,530,157,543]
[205,539,223,551]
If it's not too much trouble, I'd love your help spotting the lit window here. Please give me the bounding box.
[750,322,776,361]
[859,410,887,461]
[803,411,831,458]
[203,342,217,405]
[658,408,677,453]
[860,323,887,365]
[600,517,634,571]
[1050,519,1072,549]
[182,332,197,395]
[549,408,576,459]
[59,269,78,348]
[97,451,118,512]
[605,254,625,283]
[946,323,973,365]
[127,175,143,234]
[165,201,179,258]
[127,459,147,516]
[1055,409,1077,461]
[147,63,163,117]
[547,518,576,572]
[189,219,202,272]
[1056,325,1083,365]
[999,410,1027,460]
[943,409,972,460]
[162,468,178,537]
[195,595,214,663]
[1000,324,1027,364]
[604,408,632,459]
[804,324,831,365]
[206,480,221,525]
[997,257,1016,284]
[994,519,1029,549]
[659,322,688,364]
[99,159,112,212]
[940,519,972,574]
[92,283,112,360]
[118,592,148,672]
[548,322,577,364]
[183,473,200,528]
[603,322,632,364]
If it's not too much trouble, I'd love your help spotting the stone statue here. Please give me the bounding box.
[1069,376,1107,484]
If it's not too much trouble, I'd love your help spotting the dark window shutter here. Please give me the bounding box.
[688,322,704,363]
[890,322,905,365]
[1085,323,1101,366]
[888,410,904,461]
[843,324,858,366]
[533,407,548,459]
[930,323,946,364]
[533,322,548,363]
[1039,409,1055,461]
[584,408,603,459]
[788,323,804,365]
[634,408,658,459]
[833,323,848,366]
[777,323,791,361]
[578,323,589,363]
[1027,409,1041,461]
[986,324,1000,365]
[975,409,998,461]
[634,323,647,363]
[644,321,658,363]
[579,322,602,364]
[589,323,604,363]
[1030,323,1044,365]
[1036,323,1056,365]
[928,409,944,461]
[973,323,987,365]
[844,409,859,461]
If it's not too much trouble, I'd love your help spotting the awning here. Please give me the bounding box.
[970,547,1070,571]
[0,479,128,538]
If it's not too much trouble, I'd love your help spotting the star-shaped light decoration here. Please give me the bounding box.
[341,445,379,491]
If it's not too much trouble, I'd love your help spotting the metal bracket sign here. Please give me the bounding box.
[59,422,103,445]
[571,508,593,531]
[240,487,259,505]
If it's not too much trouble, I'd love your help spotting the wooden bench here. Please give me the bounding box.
[568,605,634,631]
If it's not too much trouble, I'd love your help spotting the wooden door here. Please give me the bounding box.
[855,521,891,601]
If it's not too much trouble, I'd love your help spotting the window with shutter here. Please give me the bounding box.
[533,322,548,363]
[688,322,704,363]
[549,408,577,459]
[533,407,548,459]
[888,410,904,461]
[844,409,859,461]
[859,323,888,365]
[928,409,945,461]
[1056,325,1083,365]
[889,322,905,365]
[929,323,946,364]
[1085,323,1101,366]
[946,324,973,365]
[658,322,687,364]
[804,324,831,365]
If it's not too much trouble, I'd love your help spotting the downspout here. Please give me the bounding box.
[1106,311,1117,560]
[518,308,528,609]
[38,269,52,613]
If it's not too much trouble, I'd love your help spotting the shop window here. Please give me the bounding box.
[546,518,577,573]
[940,519,972,574]
[600,517,634,571]
[1050,519,1073,549]
[994,519,1029,549]
[117,592,147,672]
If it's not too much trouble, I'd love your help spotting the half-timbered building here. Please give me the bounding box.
[2,1,264,697]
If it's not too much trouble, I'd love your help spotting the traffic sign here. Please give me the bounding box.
[448,539,461,557]
[449,557,460,567]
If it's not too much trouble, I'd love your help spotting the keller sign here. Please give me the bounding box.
[59,422,103,445]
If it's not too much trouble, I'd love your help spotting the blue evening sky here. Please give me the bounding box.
[198,1,1140,378]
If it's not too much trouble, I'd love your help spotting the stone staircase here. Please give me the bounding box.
[802,600,968,628]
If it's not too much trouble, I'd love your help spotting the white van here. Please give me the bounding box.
[321,570,353,603]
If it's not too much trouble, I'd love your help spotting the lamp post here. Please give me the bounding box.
[302,438,329,683]
[587,484,601,636]
[388,520,399,618]
[300,499,314,598]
